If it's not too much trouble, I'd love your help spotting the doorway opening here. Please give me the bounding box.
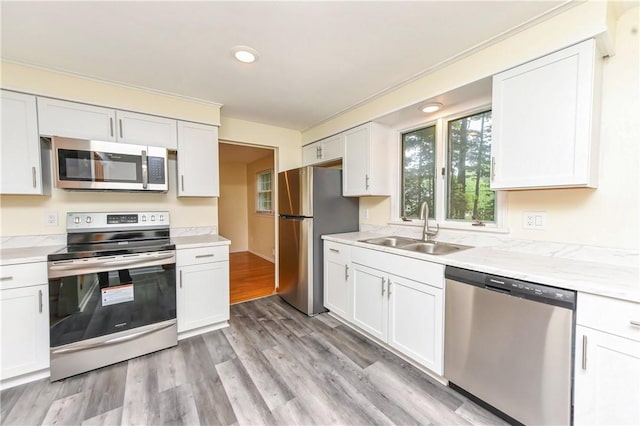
[218,141,277,304]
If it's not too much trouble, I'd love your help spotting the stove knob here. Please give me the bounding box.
[73,216,81,224]
[141,215,147,222]
[159,214,164,222]
[151,215,156,221]
[86,216,92,223]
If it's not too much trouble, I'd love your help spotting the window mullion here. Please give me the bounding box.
[435,118,446,223]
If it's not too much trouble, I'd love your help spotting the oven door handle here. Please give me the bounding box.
[49,253,175,272]
[50,321,175,355]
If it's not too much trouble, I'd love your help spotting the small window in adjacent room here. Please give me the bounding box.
[256,169,273,213]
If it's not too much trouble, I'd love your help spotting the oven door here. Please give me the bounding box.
[48,250,176,349]
[52,137,167,191]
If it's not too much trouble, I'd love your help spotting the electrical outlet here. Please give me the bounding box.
[523,211,546,230]
[45,212,58,227]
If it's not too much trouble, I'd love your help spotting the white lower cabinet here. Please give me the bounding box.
[323,241,352,320]
[350,246,444,375]
[176,245,229,337]
[0,267,49,386]
[574,293,640,425]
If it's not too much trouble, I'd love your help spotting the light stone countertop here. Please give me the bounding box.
[172,234,231,249]
[323,231,640,303]
[0,245,66,266]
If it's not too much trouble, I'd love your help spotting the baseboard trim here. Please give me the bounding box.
[248,250,275,263]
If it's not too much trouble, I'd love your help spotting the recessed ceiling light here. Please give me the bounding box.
[231,46,258,63]
[420,102,443,113]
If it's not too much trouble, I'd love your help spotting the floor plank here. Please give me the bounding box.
[229,251,275,304]
[1,295,504,426]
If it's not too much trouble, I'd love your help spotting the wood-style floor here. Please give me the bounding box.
[229,252,275,304]
[1,296,507,426]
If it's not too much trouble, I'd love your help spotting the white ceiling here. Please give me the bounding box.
[1,1,572,131]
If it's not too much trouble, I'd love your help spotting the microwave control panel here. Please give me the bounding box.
[148,157,166,184]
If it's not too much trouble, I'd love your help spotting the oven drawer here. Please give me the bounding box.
[1,262,47,290]
[177,245,228,266]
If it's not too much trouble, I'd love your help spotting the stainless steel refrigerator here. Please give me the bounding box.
[278,166,359,315]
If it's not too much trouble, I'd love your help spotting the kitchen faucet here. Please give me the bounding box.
[419,201,439,241]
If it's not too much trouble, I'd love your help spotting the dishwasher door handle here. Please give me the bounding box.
[485,284,511,295]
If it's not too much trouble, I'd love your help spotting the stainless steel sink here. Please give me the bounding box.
[358,236,418,247]
[359,236,471,255]
[400,241,471,255]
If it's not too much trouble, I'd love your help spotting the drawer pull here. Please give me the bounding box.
[195,254,215,259]
[582,335,588,370]
[329,248,340,253]
[0,276,13,281]
[630,320,640,328]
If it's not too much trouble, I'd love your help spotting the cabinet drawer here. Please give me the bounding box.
[324,241,349,262]
[177,245,228,266]
[578,293,640,342]
[0,262,47,290]
[352,246,444,289]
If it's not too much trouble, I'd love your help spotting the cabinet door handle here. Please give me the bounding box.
[119,119,123,138]
[319,146,323,158]
[381,277,385,296]
[316,146,321,159]
[32,167,37,188]
[329,248,340,253]
[109,117,114,137]
[195,254,215,259]
[0,276,13,281]
[365,174,370,190]
[491,157,496,181]
[181,175,185,192]
[581,335,587,370]
[387,280,392,298]
[630,320,640,328]
[344,265,349,281]
[38,289,43,313]
[179,270,183,289]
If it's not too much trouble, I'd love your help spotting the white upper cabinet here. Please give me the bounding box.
[1,90,48,195]
[37,97,178,149]
[302,134,343,166]
[177,121,220,197]
[115,110,177,149]
[38,97,116,141]
[491,39,602,190]
[343,122,391,196]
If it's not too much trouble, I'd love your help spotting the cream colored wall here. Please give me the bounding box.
[246,156,276,262]
[0,156,218,236]
[304,2,639,251]
[218,162,249,253]
[219,117,301,172]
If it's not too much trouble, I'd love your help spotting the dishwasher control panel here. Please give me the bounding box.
[445,266,576,310]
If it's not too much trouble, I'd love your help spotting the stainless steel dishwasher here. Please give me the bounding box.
[444,266,576,426]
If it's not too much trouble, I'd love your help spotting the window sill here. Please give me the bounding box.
[388,219,510,234]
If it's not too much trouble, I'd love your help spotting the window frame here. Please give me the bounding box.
[391,104,507,232]
[256,168,273,214]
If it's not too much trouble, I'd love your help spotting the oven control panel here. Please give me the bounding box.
[67,211,169,231]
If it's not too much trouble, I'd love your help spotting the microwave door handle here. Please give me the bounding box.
[141,150,148,189]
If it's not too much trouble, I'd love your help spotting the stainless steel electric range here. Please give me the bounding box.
[47,211,176,381]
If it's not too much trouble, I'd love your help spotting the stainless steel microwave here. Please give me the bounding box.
[52,137,168,191]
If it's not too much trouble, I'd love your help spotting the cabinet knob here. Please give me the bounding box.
[630,320,640,328]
